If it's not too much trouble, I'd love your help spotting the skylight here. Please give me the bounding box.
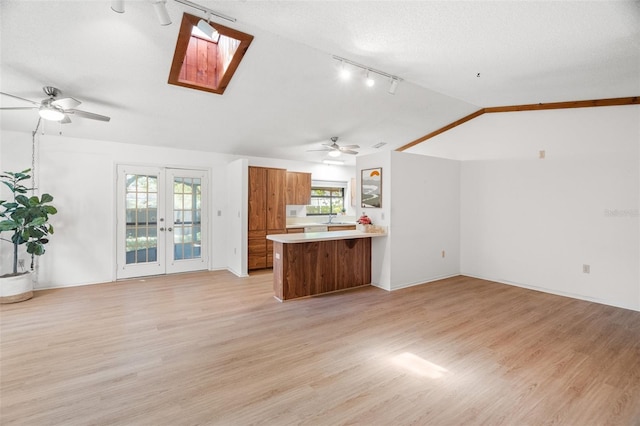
[168,13,253,95]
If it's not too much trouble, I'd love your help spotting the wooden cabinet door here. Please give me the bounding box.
[286,172,311,205]
[266,168,286,230]
[248,230,267,270]
[248,167,266,231]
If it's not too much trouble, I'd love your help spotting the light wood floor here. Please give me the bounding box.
[1,271,639,425]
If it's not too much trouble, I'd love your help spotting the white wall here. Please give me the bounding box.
[357,151,392,289]
[409,105,640,311]
[356,151,461,291]
[226,159,248,277]
[390,151,460,289]
[0,130,355,289]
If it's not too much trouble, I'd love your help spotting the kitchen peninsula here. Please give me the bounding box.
[267,230,386,301]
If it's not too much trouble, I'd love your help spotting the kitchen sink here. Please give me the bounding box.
[321,221,355,225]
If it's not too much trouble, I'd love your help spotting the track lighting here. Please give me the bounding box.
[174,0,237,22]
[111,0,124,13]
[365,70,375,87]
[333,55,402,94]
[388,78,399,95]
[152,0,171,26]
[196,17,220,42]
[339,61,351,80]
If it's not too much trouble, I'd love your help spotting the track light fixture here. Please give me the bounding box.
[111,0,236,26]
[365,70,375,87]
[339,60,351,80]
[174,0,237,22]
[110,0,171,25]
[333,55,402,95]
[196,16,220,42]
[388,78,399,94]
[111,0,124,13]
[152,0,172,26]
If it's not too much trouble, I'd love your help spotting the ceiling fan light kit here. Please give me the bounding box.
[333,55,402,95]
[38,104,65,122]
[307,136,360,161]
[0,86,111,125]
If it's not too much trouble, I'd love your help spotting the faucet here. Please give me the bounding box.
[327,213,335,224]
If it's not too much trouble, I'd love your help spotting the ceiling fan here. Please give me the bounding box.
[307,136,359,156]
[0,86,110,123]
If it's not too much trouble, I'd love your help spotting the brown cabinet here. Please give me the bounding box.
[286,171,311,205]
[286,228,305,234]
[272,237,372,301]
[248,166,286,270]
[328,225,356,231]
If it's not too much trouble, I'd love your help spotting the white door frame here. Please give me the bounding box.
[116,165,208,279]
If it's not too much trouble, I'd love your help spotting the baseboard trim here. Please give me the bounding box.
[461,273,639,312]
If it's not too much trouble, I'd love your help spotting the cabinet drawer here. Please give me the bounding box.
[286,228,305,234]
[328,225,356,231]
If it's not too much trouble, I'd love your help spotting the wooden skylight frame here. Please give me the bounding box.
[168,13,254,95]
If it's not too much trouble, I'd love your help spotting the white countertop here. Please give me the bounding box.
[267,230,386,243]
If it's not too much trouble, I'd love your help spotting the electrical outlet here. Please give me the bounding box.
[290,210,297,216]
[539,150,546,159]
[583,264,590,274]
[217,210,222,216]
[441,250,445,258]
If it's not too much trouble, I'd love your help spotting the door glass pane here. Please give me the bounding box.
[173,176,202,261]
[125,174,158,265]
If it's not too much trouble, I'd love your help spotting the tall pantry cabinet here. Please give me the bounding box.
[248,166,286,270]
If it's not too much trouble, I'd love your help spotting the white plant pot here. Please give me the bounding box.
[0,271,34,303]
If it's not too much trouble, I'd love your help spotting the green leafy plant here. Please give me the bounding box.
[0,169,57,276]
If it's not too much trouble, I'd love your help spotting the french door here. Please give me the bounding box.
[116,165,208,279]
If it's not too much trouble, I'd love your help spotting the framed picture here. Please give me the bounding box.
[361,167,382,208]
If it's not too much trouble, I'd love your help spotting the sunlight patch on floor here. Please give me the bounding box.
[391,352,449,378]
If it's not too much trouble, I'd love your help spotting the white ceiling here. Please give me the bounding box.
[1,1,638,166]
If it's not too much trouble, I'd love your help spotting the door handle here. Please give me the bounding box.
[168,227,173,232]
[159,227,165,231]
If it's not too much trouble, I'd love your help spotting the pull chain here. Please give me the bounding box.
[30,118,41,271]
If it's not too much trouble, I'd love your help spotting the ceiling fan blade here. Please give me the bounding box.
[340,144,360,149]
[306,148,331,152]
[0,92,40,106]
[66,109,111,122]
[342,150,359,155]
[0,106,38,111]
[52,97,81,110]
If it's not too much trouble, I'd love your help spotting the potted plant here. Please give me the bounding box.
[0,169,57,303]
[356,214,373,232]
